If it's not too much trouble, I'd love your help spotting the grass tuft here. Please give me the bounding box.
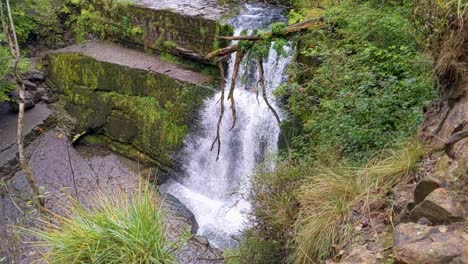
[292,141,425,263]
[29,184,175,264]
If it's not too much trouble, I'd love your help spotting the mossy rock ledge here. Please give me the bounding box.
[45,41,216,167]
[106,0,234,61]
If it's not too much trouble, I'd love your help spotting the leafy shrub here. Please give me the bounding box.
[30,184,175,263]
[276,1,434,162]
[9,0,64,45]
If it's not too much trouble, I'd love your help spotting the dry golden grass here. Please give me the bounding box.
[292,141,426,263]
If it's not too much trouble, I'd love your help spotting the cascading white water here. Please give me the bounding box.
[160,4,294,248]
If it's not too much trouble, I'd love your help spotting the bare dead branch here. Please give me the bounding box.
[228,50,244,131]
[257,57,292,160]
[210,63,226,161]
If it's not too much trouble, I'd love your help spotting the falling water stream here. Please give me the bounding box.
[160,4,294,248]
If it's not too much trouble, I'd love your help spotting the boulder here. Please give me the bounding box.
[22,79,37,90]
[393,223,467,264]
[410,188,465,224]
[32,88,44,103]
[23,70,45,82]
[414,176,443,204]
[338,245,377,264]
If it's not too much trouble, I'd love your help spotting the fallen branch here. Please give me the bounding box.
[206,44,240,60]
[216,17,324,41]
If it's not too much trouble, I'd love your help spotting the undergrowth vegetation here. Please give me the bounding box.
[29,184,175,263]
[293,141,425,262]
[231,141,425,264]
[234,0,444,263]
[276,1,434,162]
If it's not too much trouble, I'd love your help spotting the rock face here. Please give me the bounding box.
[410,188,465,224]
[45,41,215,167]
[393,223,467,264]
[98,0,233,61]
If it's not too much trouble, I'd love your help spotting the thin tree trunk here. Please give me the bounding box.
[3,0,43,208]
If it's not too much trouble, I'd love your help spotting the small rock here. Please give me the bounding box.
[194,235,209,246]
[8,89,35,111]
[414,176,443,204]
[23,70,45,82]
[32,88,45,104]
[22,79,37,90]
[40,95,51,104]
[339,245,377,264]
[410,188,465,224]
[393,223,466,264]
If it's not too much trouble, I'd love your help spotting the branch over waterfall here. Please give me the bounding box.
[205,18,325,160]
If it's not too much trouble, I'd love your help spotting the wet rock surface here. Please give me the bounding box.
[393,223,467,264]
[0,102,53,177]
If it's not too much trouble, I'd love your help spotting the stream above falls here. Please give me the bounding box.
[160,3,294,249]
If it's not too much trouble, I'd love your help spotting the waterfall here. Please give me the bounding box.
[160,4,294,248]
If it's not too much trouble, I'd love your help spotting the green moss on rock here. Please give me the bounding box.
[104,3,233,56]
[45,52,214,166]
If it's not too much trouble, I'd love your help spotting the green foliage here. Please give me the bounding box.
[287,9,306,24]
[64,0,133,43]
[8,0,64,45]
[231,162,304,264]
[29,183,176,263]
[0,36,30,102]
[0,44,12,102]
[270,22,287,36]
[230,233,286,264]
[277,1,434,162]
